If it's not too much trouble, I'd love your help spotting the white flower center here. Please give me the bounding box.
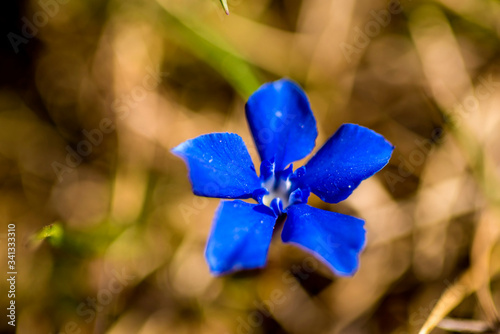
[261,176,292,208]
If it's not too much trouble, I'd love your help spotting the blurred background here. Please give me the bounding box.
[1,0,500,333]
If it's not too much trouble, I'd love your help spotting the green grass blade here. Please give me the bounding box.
[220,0,229,15]
[154,0,262,98]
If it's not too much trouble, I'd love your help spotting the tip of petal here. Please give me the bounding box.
[170,141,188,157]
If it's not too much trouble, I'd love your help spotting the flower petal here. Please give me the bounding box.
[172,133,262,199]
[282,204,365,276]
[299,124,394,203]
[245,79,317,171]
[206,200,277,275]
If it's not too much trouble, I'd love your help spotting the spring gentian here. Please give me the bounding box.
[172,79,394,276]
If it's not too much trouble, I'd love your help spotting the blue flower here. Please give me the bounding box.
[172,79,394,276]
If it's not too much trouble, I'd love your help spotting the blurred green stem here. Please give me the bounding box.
[153,0,261,98]
[448,121,500,208]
